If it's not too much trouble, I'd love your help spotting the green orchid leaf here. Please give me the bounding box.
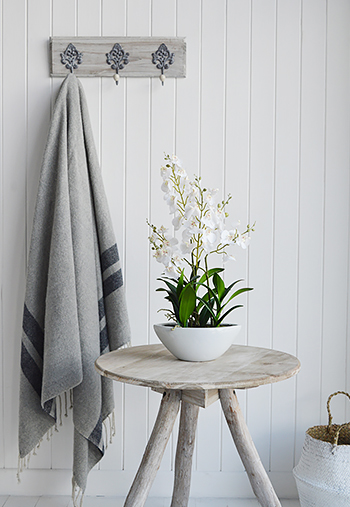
[159,279,178,294]
[213,273,225,300]
[198,267,224,285]
[196,294,217,324]
[176,270,185,298]
[199,308,211,326]
[221,279,244,301]
[179,284,196,326]
[196,291,210,312]
[216,305,243,326]
[195,281,220,310]
[157,276,178,284]
[221,287,253,309]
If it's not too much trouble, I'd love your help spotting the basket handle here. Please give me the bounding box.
[332,422,350,446]
[327,391,350,428]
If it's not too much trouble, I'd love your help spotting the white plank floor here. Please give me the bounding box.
[0,497,300,507]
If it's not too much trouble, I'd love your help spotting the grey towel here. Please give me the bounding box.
[18,74,131,500]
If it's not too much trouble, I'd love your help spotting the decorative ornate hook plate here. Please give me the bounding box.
[106,43,129,85]
[152,43,175,85]
[60,43,83,73]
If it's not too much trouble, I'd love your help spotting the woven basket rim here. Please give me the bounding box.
[307,425,350,445]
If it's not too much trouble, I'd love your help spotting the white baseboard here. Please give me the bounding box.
[0,469,298,499]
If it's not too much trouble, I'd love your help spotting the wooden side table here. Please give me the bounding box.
[95,343,300,507]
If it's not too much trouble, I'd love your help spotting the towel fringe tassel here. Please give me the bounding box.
[64,391,68,417]
[17,390,73,483]
[102,410,116,448]
[103,420,109,450]
[120,340,132,350]
[72,478,85,507]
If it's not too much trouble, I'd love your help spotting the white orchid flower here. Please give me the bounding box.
[185,217,201,234]
[223,252,236,263]
[204,188,219,205]
[202,227,218,252]
[236,233,250,249]
[169,154,182,167]
[180,241,193,254]
[164,263,177,276]
[159,225,168,234]
[202,209,216,229]
[221,229,237,244]
[161,180,171,193]
[172,254,186,269]
[160,165,171,179]
[164,193,177,213]
[159,246,172,265]
[214,207,225,229]
[184,202,200,220]
[172,214,183,231]
[163,236,178,249]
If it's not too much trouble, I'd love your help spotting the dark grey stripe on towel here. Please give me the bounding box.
[103,269,123,298]
[100,325,109,353]
[21,342,42,397]
[23,305,44,359]
[98,298,105,321]
[101,244,119,273]
[89,414,103,448]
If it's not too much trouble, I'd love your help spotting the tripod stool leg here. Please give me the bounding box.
[170,401,199,507]
[219,389,281,507]
[124,390,181,507]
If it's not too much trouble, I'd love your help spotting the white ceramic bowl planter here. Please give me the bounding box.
[153,323,241,362]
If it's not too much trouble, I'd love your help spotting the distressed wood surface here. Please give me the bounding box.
[95,344,300,391]
[170,401,199,507]
[50,37,186,77]
[152,387,219,408]
[220,389,281,507]
[124,390,181,507]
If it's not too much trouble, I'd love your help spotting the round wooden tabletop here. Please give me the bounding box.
[95,344,300,391]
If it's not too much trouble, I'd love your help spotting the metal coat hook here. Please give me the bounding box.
[60,43,83,73]
[106,43,129,85]
[152,43,175,85]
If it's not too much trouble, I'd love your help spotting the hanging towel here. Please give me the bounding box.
[18,73,131,502]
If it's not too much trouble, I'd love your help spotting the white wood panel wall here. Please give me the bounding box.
[1,0,350,499]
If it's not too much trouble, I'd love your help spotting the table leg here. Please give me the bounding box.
[170,401,200,507]
[124,390,181,507]
[219,389,281,507]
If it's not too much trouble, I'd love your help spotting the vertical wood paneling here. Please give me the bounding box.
[0,0,4,470]
[148,0,177,473]
[174,0,202,474]
[196,0,226,474]
[79,1,104,474]
[51,0,77,98]
[246,0,276,469]
[176,0,201,173]
[123,0,151,472]
[221,0,251,474]
[26,0,53,471]
[1,0,350,499]
[99,0,127,473]
[149,1,176,345]
[270,0,301,472]
[2,0,27,469]
[50,0,77,472]
[295,0,327,458]
[321,0,350,424]
[77,0,101,158]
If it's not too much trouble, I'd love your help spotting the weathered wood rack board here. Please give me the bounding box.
[50,37,186,78]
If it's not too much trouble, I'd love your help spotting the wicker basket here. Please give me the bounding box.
[293,391,350,507]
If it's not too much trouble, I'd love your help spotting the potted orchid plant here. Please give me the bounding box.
[148,155,254,361]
